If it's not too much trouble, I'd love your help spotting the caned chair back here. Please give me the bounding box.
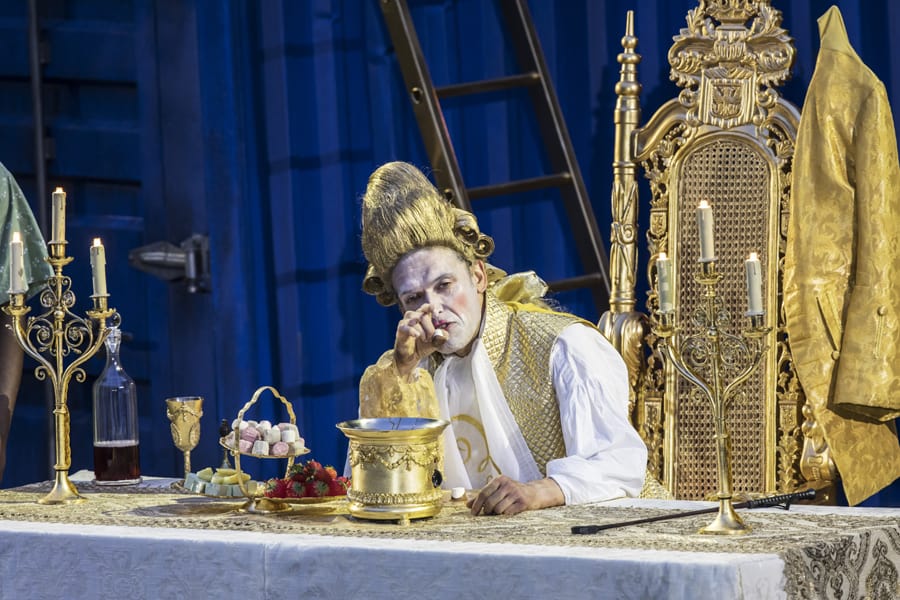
[599,1,833,500]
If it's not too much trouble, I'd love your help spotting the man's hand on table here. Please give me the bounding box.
[467,475,565,516]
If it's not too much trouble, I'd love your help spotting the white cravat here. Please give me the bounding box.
[433,339,542,490]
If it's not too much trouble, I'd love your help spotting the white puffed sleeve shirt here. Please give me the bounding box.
[433,322,646,504]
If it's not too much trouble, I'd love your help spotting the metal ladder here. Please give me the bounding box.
[379,0,611,312]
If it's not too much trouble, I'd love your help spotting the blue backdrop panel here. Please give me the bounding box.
[1,0,898,506]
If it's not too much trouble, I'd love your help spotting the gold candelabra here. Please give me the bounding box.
[653,260,769,534]
[3,241,117,505]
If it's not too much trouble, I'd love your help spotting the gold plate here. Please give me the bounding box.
[219,437,310,458]
[170,480,241,500]
[278,495,347,504]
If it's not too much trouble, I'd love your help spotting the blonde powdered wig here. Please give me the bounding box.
[360,161,494,306]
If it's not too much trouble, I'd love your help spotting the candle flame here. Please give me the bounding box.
[749,252,759,261]
[12,231,21,243]
[92,238,103,247]
[698,200,710,209]
[54,187,64,194]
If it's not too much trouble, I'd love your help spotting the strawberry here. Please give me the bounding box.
[265,477,290,498]
[287,480,304,498]
[265,460,351,498]
[327,479,347,497]
[302,480,319,497]
[312,480,330,497]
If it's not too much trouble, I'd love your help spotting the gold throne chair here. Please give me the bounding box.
[599,1,837,501]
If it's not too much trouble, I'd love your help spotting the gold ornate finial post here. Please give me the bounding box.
[608,9,642,316]
[599,11,651,430]
[4,238,117,505]
[653,259,769,534]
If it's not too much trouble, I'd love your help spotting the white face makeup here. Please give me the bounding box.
[392,246,487,356]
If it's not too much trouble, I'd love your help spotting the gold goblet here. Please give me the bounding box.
[165,396,204,479]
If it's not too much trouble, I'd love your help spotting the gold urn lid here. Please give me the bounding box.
[336,417,449,439]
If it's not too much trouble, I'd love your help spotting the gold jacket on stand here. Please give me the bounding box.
[784,6,900,505]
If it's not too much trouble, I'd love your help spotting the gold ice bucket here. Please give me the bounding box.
[337,417,449,522]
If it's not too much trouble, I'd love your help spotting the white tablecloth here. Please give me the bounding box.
[2,478,899,600]
[0,518,785,600]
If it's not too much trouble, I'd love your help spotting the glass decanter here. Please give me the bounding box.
[92,326,141,484]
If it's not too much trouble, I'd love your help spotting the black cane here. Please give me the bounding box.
[571,488,817,535]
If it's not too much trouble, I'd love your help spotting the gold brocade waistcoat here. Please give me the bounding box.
[478,292,586,475]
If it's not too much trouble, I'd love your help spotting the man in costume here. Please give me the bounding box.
[358,161,647,515]
[0,161,53,482]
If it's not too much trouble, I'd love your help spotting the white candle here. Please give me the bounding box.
[8,232,26,294]
[745,252,763,315]
[657,252,674,313]
[51,187,66,243]
[90,238,107,296]
[696,200,715,262]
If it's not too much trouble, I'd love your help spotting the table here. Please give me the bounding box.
[1,475,899,599]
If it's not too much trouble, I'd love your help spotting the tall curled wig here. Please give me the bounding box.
[360,161,494,306]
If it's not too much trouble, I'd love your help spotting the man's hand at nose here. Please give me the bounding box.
[394,303,441,379]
